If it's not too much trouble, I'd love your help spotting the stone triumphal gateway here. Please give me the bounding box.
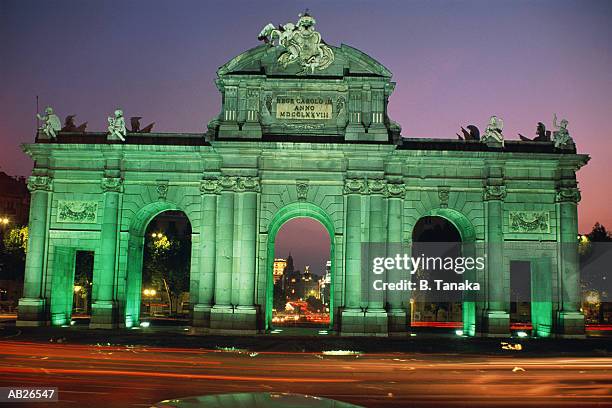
[18,14,588,337]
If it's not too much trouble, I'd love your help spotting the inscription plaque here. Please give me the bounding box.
[276,96,333,120]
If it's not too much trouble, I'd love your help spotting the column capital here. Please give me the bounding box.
[218,175,260,192]
[386,182,406,198]
[344,177,367,194]
[200,177,221,195]
[483,185,506,201]
[237,176,260,192]
[27,175,53,192]
[556,187,581,203]
[101,177,123,193]
[368,179,387,195]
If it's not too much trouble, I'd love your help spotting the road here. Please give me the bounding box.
[0,340,611,407]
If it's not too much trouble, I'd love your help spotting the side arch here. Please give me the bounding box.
[265,202,336,330]
[124,201,194,327]
[410,207,478,335]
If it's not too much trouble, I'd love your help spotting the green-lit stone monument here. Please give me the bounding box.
[17,13,588,337]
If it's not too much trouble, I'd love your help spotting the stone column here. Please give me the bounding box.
[386,182,407,333]
[364,179,388,334]
[556,186,585,336]
[235,177,259,330]
[341,177,366,334]
[210,176,236,330]
[90,176,122,328]
[17,176,52,326]
[193,178,219,327]
[483,183,510,336]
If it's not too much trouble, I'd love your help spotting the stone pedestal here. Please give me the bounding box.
[210,305,257,334]
[16,298,48,326]
[364,309,388,336]
[90,300,118,329]
[483,310,510,337]
[340,309,365,335]
[192,303,212,327]
[387,309,407,334]
[557,311,585,338]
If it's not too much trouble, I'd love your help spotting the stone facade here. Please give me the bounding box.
[16,23,589,337]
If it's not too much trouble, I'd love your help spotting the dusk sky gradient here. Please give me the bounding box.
[1,0,611,267]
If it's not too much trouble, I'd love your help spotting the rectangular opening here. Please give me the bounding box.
[510,260,531,324]
[72,250,94,318]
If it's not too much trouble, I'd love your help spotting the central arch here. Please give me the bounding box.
[124,201,192,328]
[265,202,336,330]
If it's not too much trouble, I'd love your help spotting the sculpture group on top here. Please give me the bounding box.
[258,11,335,74]
[36,105,155,142]
[456,113,575,149]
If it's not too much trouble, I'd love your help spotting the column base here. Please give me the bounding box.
[90,301,119,329]
[388,309,408,334]
[340,308,365,336]
[364,309,388,336]
[209,305,257,333]
[483,310,510,337]
[192,304,212,327]
[16,298,48,326]
[556,311,585,338]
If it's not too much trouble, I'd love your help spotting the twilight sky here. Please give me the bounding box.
[1,0,611,247]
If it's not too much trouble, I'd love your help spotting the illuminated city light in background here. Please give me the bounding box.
[143,289,157,297]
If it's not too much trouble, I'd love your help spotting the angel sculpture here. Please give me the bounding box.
[107,109,127,141]
[36,106,61,138]
[552,113,574,149]
[481,116,504,146]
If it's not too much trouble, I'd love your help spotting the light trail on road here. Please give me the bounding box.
[0,340,610,407]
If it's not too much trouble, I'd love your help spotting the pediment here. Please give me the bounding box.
[218,43,392,78]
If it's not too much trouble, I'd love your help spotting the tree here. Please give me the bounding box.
[142,234,190,316]
[587,223,612,242]
[0,226,28,281]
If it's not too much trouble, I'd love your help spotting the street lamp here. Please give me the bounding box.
[143,288,157,297]
[0,217,9,225]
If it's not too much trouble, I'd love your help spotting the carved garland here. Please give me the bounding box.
[57,200,98,224]
[509,211,550,233]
